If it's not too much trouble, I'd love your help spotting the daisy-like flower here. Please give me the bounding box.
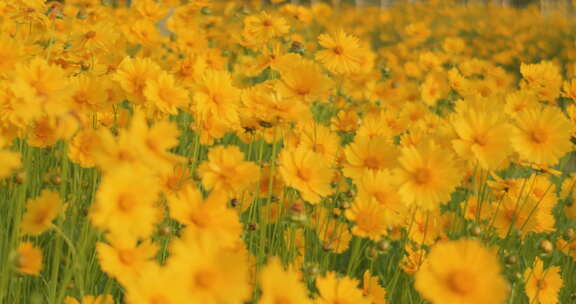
[144,71,189,115]
[20,189,62,236]
[259,257,311,304]
[167,185,242,247]
[451,104,513,170]
[356,170,406,227]
[520,61,562,102]
[168,237,251,304]
[511,105,572,166]
[277,57,334,104]
[563,78,576,101]
[15,242,43,276]
[68,128,101,168]
[415,239,508,304]
[64,295,114,304]
[316,30,364,75]
[243,12,289,44]
[362,270,387,304]
[90,166,161,239]
[113,57,161,105]
[345,198,389,241]
[69,74,108,113]
[343,136,399,182]
[0,33,23,76]
[96,234,158,286]
[11,58,71,116]
[197,145,259,197]
[123,264,185,304]
[194,70,241,127]
[395,140,461,210]
[524,257,563,304]
[316,271,371,304]
[0,148,20,179]
[278,146,333,204]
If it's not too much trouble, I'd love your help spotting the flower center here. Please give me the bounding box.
[333,46,344,55]
[536,278,547,290]
[472,134,487,146]
[273,295,291,304]
[447,270,475,295]
[296,168,310,182]
[529,129,547,144]
[363,157,381,170]
[149,295,170,304]
[117,194,136,213]
[413,168,431,185]
[262,19,273,27]
[194,270,216,290]
[118,250,134,265]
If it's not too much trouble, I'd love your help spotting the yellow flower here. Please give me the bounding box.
[129,112,184,174]
[316,30,364,75]
[343,136,399,182]
[69,74,108,113]
[279,146,333,204]
[293,121,340,165]
[113,57,161,105]
[362,270,387,304]
[504,90,539,118]
[277,57,333,104]
[562,78,576,101]
[524,258,563,304]
[124,264,185,304]
[421,72,448,106]
[346,198,389,241]
[68,128,101,168]
[0,148,20,179]
[396,141,461,210]
[167,185,242,247]
[72,21,119,54]
[243,12,289,45]
[198,145,259,197]
[520,61,562,102]
[135,0,169,21]
[64,295,114,304]
[15,242,43,276]
[492,174,556,237]
[311,208,352,253]
[451,103,513,170]
[123,19,162,48]
[258,257,311,304]
[90,166,161,239]
[144,71,189,115]
[11,58,71,116]
[96,234,158,286]
[415,239,508,304]
[316,271,370,304]
[511,106,572,165]
[168,237,251,304]
[194,70,241,128]
[356,170,406,227]
[21,189,62,236]
[0,33,23,76]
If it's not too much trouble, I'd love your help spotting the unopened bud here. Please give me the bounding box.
[539,240,554,254]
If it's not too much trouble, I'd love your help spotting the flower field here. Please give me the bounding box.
[2,0,576,303]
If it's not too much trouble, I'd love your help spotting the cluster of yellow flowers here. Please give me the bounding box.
[2,0,576,303]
